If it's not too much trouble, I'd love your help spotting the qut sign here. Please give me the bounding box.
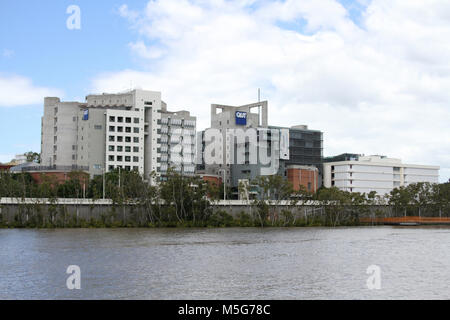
[235,111,247,125]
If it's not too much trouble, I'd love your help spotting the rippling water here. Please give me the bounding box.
[1,227,450,299]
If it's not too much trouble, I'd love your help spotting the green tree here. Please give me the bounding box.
[24,151,40,163]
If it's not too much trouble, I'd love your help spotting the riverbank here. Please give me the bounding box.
[1,197,447,228]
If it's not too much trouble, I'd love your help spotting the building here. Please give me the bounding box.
[324,153,361,163]
[323,154,440,195]
[197,101,271,190]
[271,124,324,187]
[286,165,319,193]
[197,100,323,197]
[41,89,196,182]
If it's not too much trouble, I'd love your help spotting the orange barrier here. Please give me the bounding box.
[360,216,450,225]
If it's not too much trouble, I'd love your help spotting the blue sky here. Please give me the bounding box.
[0,0,449,182]
[0,0,144,157]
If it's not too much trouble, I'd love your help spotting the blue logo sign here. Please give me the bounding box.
[235,111,247,125]
[82,109,89,120]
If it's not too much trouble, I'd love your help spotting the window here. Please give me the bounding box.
[125,166,131,171]
[108,145,115,151]
[125,146,131,152]
[109,155,114,161]
[125,137,131,143]
[108,165,114,171]
[109,116,115,122]
[133,127,139,133]
[54,136,57,143]
[133,137,139,143]
[109,136,115,142]
[117,156,123,161]
[54,107,58,114]
[72,145,76,150]
[117,126,123,132]
[117,136,123,142]
[118,117,123,123]
[125,156,131,162]
[94,125,102,130]
[125,127,131,133]
[125,117,131,123]
[73,116,77,122]
[144,101,152,105]
[133,156,139,162]
[133,166,138,171]
[72,154,76,160]
[134,117,139,124]
[109,126,115,132]
[133,146,139,152]
[117,146,123,152]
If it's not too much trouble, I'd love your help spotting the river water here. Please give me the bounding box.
[1,227,450,299]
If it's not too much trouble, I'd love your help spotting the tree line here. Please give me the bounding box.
[0,169,449,227]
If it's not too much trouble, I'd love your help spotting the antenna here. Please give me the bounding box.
[258,88,261,126]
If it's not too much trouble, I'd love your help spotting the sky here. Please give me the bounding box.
[0,0,449,182]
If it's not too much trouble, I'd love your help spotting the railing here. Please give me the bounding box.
[21,165,89,172]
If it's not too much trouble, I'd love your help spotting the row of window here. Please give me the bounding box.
[109,126,140,133]
[108,165,139,171]
[108,145,140,152]
[159,118,195,127]
[108,155,140,162]
[109,136,140,143]
[109,116,140,124]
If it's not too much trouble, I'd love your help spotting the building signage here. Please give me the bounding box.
[235,111,247,125]
[82,109,89,121]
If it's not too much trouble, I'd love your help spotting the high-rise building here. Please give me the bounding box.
[41,89,196,182]
[323,154,440,195]
[197,100,323,196]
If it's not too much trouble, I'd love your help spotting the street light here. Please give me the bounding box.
[102,166,105,199]
[218,168,226,201]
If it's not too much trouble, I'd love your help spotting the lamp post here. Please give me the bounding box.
[102,166,105,199]
[218,169,226,201]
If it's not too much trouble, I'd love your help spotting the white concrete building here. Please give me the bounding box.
[323,155,440,195]
[41,89,196,182]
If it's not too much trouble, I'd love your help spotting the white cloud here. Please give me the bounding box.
[0,154,14,163]
[0,74,63,107]
[94,0,450,182]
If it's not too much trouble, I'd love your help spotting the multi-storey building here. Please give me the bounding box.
[41,89,196,182]
[323,154,440,195]
[197,100,323,196]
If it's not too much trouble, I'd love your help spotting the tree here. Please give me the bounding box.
[251,175,297,226]
[24,151,40,163]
